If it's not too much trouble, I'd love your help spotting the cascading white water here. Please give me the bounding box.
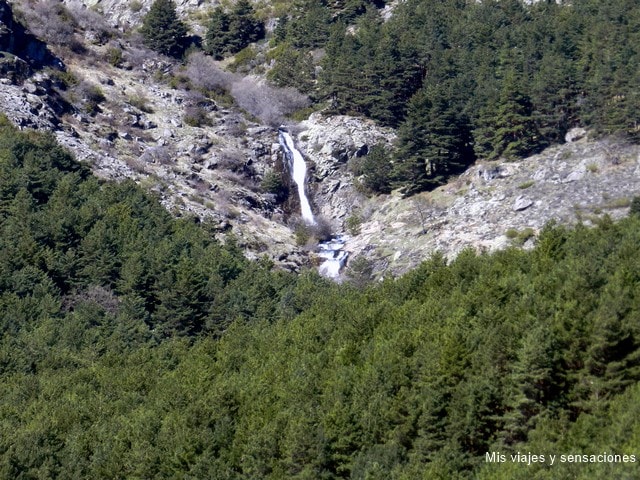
[278,129,315,225]
[317,235,349,279]
[278,128,348,278]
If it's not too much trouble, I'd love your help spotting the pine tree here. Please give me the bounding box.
[227,0,264,53]
[394,80,473,193]
[204,1,264,59]
[286,1,332,49]
[204,8,231,59]
[357,144,393,194]
[139,0,188,58]
[500,323,560,445]
[474,68,543,160]
[267,44,315,92]
[530,52,578,144]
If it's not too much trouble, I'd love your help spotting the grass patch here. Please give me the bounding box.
[603,197,631,209]
[127,94,154,113]
[505,227,536,246]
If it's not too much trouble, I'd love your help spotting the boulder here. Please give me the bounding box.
[565,127,587,143]
[513,195,533,212]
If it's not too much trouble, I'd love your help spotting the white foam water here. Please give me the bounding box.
[318,236,348,278]
[278,129,315,225]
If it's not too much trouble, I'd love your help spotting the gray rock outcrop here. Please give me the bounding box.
[295,112,396,224]
[513,195,533,211]
[0,0,61,71]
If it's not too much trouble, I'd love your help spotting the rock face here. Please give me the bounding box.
[0,0,60,71]
[512,195,533,212]
[295,112,395,225]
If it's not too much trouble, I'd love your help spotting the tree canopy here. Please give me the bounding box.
[140,0,188,58]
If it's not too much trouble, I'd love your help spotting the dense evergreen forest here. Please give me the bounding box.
[263,0,640,192]
[1,118,640,478]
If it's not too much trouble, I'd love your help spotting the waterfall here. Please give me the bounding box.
[278,128,315,224]
[278,128,348,278]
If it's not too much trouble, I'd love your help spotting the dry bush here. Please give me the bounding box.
[122,43,157,69]
[218,148,246,172]
[185,90,215,110]
[63,285,120,315]
[185,52,235,93]
[140,146,173,165]
[21,0,78,48]
[311,216,333,242]
[184,52,309,126]
[230,77,310,127]
[66,1,114,44]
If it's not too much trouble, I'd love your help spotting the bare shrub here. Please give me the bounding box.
[122,43,157,69]
[184,90,215,124]
[185,90,215,109]
[185,52,235,93]
[140,146,173,164]
[311,216,333,242]
[22,0,77,47]
[63,285,120,315]
[66,1,114,44]
[230,76,310,127]
[218,148,246,172]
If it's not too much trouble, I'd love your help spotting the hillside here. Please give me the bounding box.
[1,0,639,279]
[0,0,640,478]
[0,118,639,477]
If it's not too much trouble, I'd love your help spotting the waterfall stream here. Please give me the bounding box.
[318,235,349,278]
[278,129,315,225]
[278,128,348,278]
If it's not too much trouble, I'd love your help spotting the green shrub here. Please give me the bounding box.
[182,106,211,127]
[345,212,362,236]
[127,94,154,113]
[506,227,536,246]
[106,47,123,67]
[261,169,288,203]
[630,196,640,216]
[129,0,143,12]
[518,180,535,189]
[229,46,258,73]
[49,69,79,90]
